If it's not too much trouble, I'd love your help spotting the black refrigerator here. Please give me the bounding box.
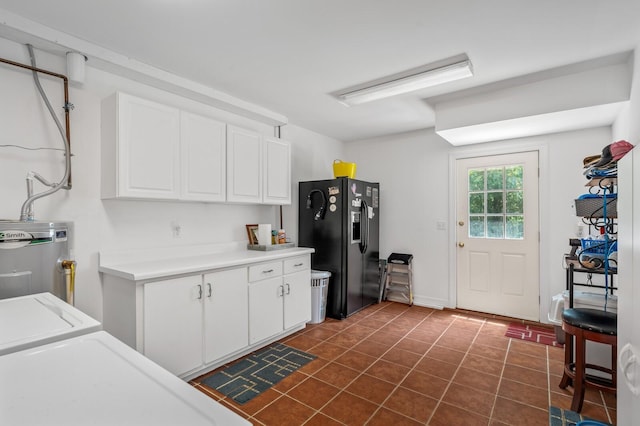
[298,178,380,319]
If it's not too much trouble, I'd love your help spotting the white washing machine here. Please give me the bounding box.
[0,292,101,355]
[0,331,250,426]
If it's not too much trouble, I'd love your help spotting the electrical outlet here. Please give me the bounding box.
[171,221,181,238]
[436,221,446,231]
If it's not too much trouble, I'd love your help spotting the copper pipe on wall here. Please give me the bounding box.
[0,55,72,187]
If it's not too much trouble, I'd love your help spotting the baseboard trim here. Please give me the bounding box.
[411,295,447,310]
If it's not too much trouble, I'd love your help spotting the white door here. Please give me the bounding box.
[263,136,291,205]
[180,112,226,202]
[248,277,283,344]
[283,270,311,329]
[617,147,640,421]
[118,93,180,199]
[143,276,203,376]
[456,151,540,321]
[226,125,262,203]
[203,268,248,364]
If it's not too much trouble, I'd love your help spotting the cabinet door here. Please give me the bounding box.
[248,277,283,344]
[180,112,226,202]
[284,269,311,329]
[226,125,262,203]
[118,93,180,199]
[143,276,203,376]
[617,149,640,421]
[203,268,248,363]
[263,137,291,205]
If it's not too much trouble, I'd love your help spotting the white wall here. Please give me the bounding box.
[0,38,344,321]
[278,124,345,243]
[346,126,611,321]
[345,129,451,307]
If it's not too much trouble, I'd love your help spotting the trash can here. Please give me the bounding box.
[309,270,331,324]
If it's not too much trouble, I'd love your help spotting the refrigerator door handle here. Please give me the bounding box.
[365,202,369,253]
[360,200,369,254]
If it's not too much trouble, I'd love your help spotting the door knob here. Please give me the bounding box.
[458,242,465,248]
[458,221,464,226]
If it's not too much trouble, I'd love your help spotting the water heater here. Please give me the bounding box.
[0,221,72,301]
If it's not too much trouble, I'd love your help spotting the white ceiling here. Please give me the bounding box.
[0,0,639,142]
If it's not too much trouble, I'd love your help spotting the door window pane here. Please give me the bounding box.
[487,168,503,190]
[487,192,503,214]
[506,191,523,214]
[469,216,485,237]
[506,216,524,239]
[487,216,504,238]
[469,193,484,214]
[505,165,523,190]
[468,170,484,191]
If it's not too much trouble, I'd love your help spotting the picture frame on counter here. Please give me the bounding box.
[245,224,259,245]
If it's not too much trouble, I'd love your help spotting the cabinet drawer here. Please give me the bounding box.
[284,256,310,274]
[249,261,283,282]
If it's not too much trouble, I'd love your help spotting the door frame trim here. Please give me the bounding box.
[448,142,550,321]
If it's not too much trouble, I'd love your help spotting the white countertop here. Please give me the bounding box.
[0,331,250,426]
[99,243,314,281]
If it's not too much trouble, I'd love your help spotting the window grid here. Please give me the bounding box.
[468,165,524,240]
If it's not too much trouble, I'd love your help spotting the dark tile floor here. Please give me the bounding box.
[192,301,616,425]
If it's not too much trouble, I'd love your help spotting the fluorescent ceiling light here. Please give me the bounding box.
[336,58,473,106]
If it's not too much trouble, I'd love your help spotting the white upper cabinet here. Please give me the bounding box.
[102,93,226,202]
[180,112,226,202]
[102,92,291,204]
[102,92,180,200]
[226,125,263,203]
[227,126,292,205]
[263,136,291,205]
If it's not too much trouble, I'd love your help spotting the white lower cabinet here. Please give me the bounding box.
[144,275,203,376]
[284,269,312,329]
[101,251,311,380]
[143,268,248,377]
[203,269,248,363]
[249,276,284,344]
[249,256,311,344]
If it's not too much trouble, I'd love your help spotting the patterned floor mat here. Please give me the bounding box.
[199,342,316,404]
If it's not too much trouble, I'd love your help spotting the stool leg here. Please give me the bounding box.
[571,332,586,412]
[559,332,573,389]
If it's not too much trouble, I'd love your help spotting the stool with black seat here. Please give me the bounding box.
[558,308,617,413]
